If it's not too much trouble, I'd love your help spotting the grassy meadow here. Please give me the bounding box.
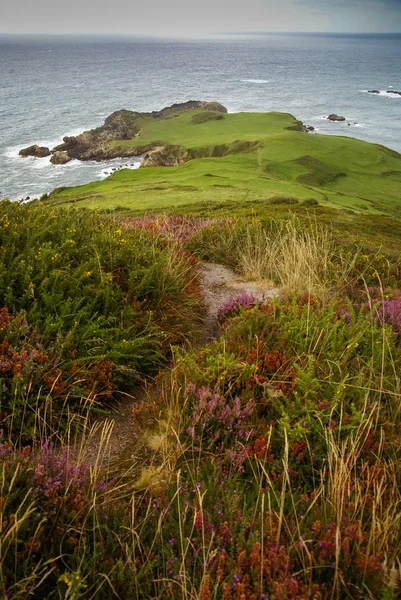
[1,109,401,598]
[45,109,401,216]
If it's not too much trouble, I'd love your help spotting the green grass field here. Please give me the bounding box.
[46,109,401,216]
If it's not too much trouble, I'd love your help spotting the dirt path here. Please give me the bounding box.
[197,262,279,341]
[73,386,153,473]
[77,262,278,469]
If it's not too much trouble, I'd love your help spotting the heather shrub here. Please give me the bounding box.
[217,292,257,323]
[0,439,140,599]
[123,214,232,243]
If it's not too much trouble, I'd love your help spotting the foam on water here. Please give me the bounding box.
[4,127,93,161]
[96,158,142,179]
[4,146,23,159]
[241,79,269,84]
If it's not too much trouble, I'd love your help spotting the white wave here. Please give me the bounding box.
[97,158,142,179]
[3,146,23,159]
[31,157,52,169]
[3,125,96,161]
[241,79,269,84]
[44,159,82,170]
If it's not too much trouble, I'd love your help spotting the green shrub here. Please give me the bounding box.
[0,202,201,441]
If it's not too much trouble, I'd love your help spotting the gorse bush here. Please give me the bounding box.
[0,201,201,441]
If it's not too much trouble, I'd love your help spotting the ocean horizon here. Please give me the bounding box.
[1,32,400,200]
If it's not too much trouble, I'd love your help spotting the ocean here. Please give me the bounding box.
[1,33,400,200]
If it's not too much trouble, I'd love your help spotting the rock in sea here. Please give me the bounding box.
[327,114,346,122]
[50,151,72,165]
[19,144,51,158]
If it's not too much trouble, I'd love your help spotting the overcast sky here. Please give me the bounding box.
[1,0,401,36]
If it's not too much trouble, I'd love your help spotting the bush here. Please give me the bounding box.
[0,202,201,441]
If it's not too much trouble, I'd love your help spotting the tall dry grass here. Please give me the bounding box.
[238,216,356,293]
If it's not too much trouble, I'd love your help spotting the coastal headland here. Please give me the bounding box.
[24,100,401,218]
[19,100,228,163]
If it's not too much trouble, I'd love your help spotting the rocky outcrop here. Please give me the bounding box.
[50,151,72,165]
[20,101,228,164]
[327,114,346,122]
[142,145,189,167]
[145,100,227,120]
[52,109,142,161]
[19,144,51,158]
[368,89,401,96]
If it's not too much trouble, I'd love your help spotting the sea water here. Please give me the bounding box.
[0,33,400,200]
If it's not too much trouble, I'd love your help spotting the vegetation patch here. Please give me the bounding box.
[188,139,260,159]
[295,154,346,186]
[191,110,224,124]
[4,106,401,598]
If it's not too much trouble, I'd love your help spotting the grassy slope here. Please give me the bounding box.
[47,109,401,216]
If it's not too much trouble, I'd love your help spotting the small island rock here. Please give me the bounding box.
[327,114,346,122]
[19,144,51,158]
[368,90,380,94]
[50,151,72,165]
